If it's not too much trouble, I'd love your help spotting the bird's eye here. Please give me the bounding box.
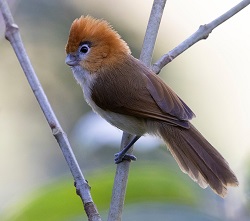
[80,45,89,54]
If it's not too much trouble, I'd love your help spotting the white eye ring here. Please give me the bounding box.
[79,44,90,54]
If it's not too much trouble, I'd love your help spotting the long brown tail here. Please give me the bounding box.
[154,122,239,197]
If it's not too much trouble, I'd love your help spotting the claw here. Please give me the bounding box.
[113,135,140,164]
[114,152,137,164]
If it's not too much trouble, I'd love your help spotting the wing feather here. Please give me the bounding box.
[143,69,195,120]
[91,55,194,129]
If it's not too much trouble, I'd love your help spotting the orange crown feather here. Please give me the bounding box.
[66,16,131,55]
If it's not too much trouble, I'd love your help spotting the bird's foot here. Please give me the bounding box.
[114,152,137,164]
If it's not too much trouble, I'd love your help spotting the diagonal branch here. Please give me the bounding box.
[152,0,250,74]
[0,1,101,220]
[107,1,167,221]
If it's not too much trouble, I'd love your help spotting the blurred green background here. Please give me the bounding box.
[1,0,250,220]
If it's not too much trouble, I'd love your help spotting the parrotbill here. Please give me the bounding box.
[65,16,238,197]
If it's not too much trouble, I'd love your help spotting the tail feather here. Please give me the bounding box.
[154,122,238,197]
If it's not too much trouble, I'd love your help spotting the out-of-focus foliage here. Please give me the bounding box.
[2,163,201,221]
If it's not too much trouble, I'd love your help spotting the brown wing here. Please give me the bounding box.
[143,70,195,121]
[91,56,195,128]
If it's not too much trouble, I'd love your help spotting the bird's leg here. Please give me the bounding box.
[114,135,141,164]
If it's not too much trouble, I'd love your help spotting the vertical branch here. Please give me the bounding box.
[107,1,167,221]
[0,1,101,220]
[140,0,167,66]
[106,134,133,221]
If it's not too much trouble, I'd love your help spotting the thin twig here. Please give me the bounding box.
[152,0,250,74]
[0,1,101,220]
[107,1,167,221]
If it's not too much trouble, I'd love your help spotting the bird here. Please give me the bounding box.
[65,15,238,197]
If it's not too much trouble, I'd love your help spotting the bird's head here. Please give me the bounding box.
[65,16,131,72]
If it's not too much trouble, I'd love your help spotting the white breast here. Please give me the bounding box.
[71,66,147,136]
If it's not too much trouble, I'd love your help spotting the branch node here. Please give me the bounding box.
[51,124,60,135]
[5,23,19,41]
[198,24,211,39]
[151,53,174,74]
[151,64,161,74]
[75,180,91,198]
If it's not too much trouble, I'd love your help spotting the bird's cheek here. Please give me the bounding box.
[79,59,101,72]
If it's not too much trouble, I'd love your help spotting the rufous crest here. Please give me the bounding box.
[66,16,131,72]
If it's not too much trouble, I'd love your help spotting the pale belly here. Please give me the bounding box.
[89,101,147,136]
